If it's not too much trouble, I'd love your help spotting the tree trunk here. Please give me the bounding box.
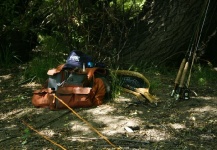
[119,0,217,68]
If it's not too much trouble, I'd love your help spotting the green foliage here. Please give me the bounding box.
[148,75,162,91]
[37,34,69,54]
[110,0,146,18]
[21,128,31,145]
[192,64,217,86]
[105,70,119,100]
[146,64,217,91]
[14,94,28,103]
[0,0,43,67]
[25,56,62,84]
[0,0,147,79]
[25,34,69,83]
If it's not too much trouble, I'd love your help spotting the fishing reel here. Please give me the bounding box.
[174,87,190,101]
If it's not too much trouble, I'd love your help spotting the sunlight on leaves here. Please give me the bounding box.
[198,77,207,85]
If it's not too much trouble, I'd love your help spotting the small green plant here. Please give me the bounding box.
[21,128,31,145]
[24,57,63,84]
[148,76,162,91]
[108,70,122,100]
[198,77,207,86]
[142,66,169,91]
[14,95,28,103]
[192,64,217,86]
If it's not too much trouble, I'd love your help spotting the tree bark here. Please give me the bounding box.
[118,0,217,68]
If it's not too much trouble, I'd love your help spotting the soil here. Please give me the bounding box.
[0,65,217,150]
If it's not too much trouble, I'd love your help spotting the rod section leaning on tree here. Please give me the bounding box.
[171,0,211,101]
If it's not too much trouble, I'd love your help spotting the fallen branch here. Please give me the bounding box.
[22,120,67,150]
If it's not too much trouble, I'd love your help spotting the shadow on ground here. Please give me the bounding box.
[0,67,216,150]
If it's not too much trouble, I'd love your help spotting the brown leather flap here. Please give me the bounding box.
[57,87,91,95]
[47,64,65,75]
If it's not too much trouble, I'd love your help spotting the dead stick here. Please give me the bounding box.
[22,120,67,150]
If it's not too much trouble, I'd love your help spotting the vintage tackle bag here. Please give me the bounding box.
[32,67,109,110]
[51,77,106,110]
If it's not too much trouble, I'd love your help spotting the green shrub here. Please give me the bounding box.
[192,64,217,86]
[24,34,69,83]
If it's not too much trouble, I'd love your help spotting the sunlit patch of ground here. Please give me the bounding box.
[0,108,33,120]
[0,74,12,81]
[169,123,186,129]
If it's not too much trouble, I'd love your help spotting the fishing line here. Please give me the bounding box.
[186,0,210,88]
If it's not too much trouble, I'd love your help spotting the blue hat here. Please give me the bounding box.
[63,50,92,69]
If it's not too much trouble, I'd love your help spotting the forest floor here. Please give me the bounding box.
[0,65,217,150]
